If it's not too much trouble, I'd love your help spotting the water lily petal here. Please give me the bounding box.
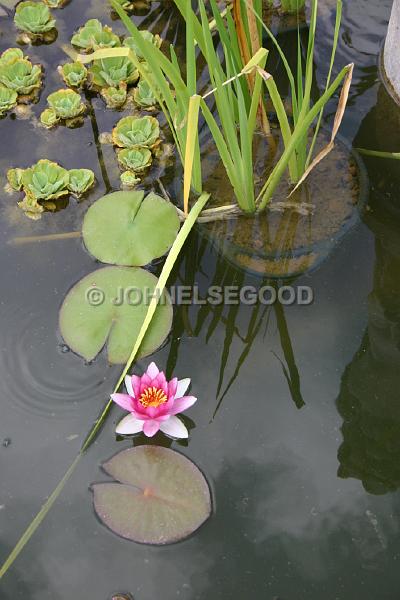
[140,373,152,393]
[153,371,167,394]
[170,395,197,415]
[111,393,133,412]
[176,378,190,398]
[132,397,150,418]
[131,374,141,397]
[146,362,159,379]
[142,420,160,437]
[168,377,178,399]
[146,405,161,419]
[160,416,188,439]
[116,414,144,435]
[124,375,135,398]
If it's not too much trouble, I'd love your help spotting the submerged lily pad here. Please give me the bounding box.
[59,266,172,363]
[82,190,180,266]
[92,446,212,544]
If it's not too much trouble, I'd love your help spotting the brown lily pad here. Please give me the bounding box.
[92,446,212,545]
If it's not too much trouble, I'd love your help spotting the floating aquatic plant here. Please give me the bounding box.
[14,0,56,40]
[40,107,59,127]
[92,446,211,544]
[133,79,157,109]
[40,88,86,128]
[110,116,160,184]
[100,83,127,109]
[21,159,69,200]
[88,56,139,89]
[59,265,173,363]
[106,4,204,194]
[120,170,140,187]
[82,190,179,266]
[117,147,152,173]
[43,0,68,6]
[123,31,162,60]
[58,61,88,88]
[67,168,95,197]
[0,87,18,116]
[112,115,160,149]
[71,19,120,52]
[0,48,24,66]
[69,25,163,110]
[0,49,42,97]
[7,159,95,218]
[112,362,196,439]
[9,159,69,218]
[7,167,24,191]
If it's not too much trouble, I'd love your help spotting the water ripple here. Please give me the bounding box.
[0,304,110,419]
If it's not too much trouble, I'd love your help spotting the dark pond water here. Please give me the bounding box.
[1,0,400,598]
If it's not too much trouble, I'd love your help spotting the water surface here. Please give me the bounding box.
[1,1,400,599]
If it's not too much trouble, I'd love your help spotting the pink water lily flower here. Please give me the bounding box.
[111,362,197,439]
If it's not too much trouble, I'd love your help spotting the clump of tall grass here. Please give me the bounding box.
[175,0,353,211]
[104,0,352,216]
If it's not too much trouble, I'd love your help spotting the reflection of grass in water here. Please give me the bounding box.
[84,91,112,192]
[167,238,305,417]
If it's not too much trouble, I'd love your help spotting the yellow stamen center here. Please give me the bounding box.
[139,386,168,408]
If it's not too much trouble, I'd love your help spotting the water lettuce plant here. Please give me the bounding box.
[123,31,162,60]
[133,79,157,109]
[71,19,120,52]
[69,23,162,109]
[0,87,18,116]
[100,84,127,108]
[117,147,153,172]
[21,159,69,200]
[103,4,204,194]
[7,159,95,218]
[7,167,24,191]
[88,55,139,88]
[40,88,86,127]
[67,168,95,197]
[0,48,42,97]
[58,61,88,88]
[120,170,140,187]
[0,48,24,66]
[111,116,160,183]
[14,1,56,39]
[43,0,68,6]
[112,115,160,149]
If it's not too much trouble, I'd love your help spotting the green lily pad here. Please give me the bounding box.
[59,266,172,364]
[92,446,212,544]
[82,190,180,266]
